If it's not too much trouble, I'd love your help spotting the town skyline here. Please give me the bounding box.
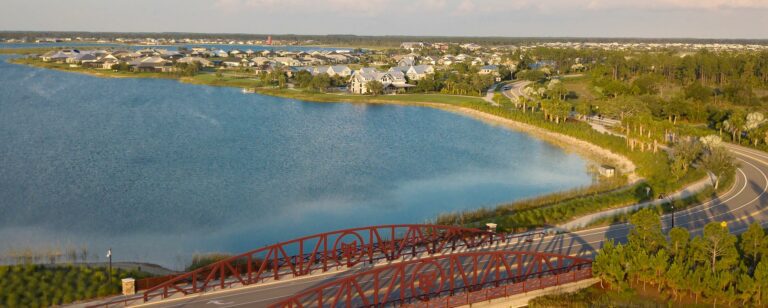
[2,0,767,39]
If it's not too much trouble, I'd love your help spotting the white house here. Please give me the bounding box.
[348,69,414,94]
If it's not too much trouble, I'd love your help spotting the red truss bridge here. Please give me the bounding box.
[270,251,592,308]
[128,224,545,304]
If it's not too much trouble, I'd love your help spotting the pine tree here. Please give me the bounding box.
[695,222,739,274]
[668,227,690,261]
[754,260,768,306]
[627,208,666,254]
[739,222,767,271]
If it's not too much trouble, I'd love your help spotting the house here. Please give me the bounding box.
[247,57,269,66]
[400,42,425,51]
[397,58,416,67]
[471,57,485,66]
[479,65,499,75]
[421,56,437,65]
[42,49,79,62]
[438,55,454,66]
[136,48,159,57]
[158,50,183,60]
[273,57,301,66]
[177,56,213,67]
[460,43,482,51]
[128,56,176,72]
[74,52,99,64]
[348,69,414,94]
[213,49,229,58]
[324,54,348,63]
[311,65,352,77]
[405,65,435,80]
[327,65,352,77]
[222,60,241,68]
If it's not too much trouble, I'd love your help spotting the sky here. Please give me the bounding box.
[1,0,767,39]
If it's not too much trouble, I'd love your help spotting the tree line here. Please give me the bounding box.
[594,208,768,305]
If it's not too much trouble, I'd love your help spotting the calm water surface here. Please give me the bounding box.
[0,55,591,268]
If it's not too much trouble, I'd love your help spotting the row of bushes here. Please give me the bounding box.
[0,264,151,308]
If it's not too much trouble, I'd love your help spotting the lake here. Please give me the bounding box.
[0,55,591,269]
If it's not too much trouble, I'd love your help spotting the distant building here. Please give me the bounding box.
[479,65,499,75]
[400,42,425,51]
[598,165,616,177]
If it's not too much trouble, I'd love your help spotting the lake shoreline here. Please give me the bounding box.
[7,56,637,182]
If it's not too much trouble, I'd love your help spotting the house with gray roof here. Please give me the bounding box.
[348,68,414,94]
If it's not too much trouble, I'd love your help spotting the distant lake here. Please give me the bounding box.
[0,42,345,52]
[0,55,591,269]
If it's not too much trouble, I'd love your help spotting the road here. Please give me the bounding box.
[482,83,500,106]
[501,80,532,103]
[135,143,768,308]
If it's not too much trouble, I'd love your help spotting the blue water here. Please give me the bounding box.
[0,55,591,268]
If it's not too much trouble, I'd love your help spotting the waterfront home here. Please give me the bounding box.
[87,55,120,70]
[41,49,78,62]
[74,52,100,64]
[348,69,414,94]
[128,56,176,72]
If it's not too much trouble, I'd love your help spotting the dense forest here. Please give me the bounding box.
[513,48,768,150]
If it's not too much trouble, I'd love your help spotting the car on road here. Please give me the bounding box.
[502,86,511,90]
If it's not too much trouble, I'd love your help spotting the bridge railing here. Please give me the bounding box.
[270,250,592,307]
[90,224,541,307]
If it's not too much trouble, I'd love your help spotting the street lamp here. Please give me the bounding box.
[106,248,112,283]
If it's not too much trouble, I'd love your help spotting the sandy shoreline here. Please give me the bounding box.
[354,99,639,183]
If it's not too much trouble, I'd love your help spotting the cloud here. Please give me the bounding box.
[215,0,388,14]
[213,0,768,18]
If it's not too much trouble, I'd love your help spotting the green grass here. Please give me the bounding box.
[529,284,683,308]
[560,76,596,102]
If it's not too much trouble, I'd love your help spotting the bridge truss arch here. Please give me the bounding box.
[270,250,593,307]
[135,224,539,303]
